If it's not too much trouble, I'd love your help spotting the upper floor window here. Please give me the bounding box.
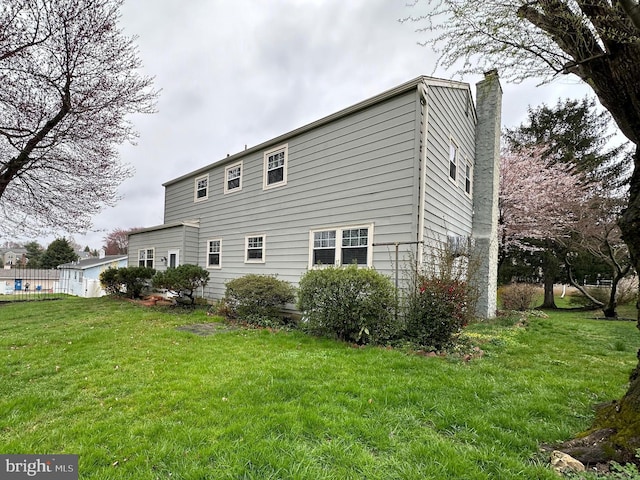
[448,140,458,183]
[245,235,265,263]
[207,239,221,268]
[224,162,242,194]
[310,225,373,268]
[263,144,288,189]
[195,174,209,202]
[138,248,154,268]
[464,158,472,196]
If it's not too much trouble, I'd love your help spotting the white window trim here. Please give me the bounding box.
[194,174,209,202]
[308,224,374,269]
[138,248,155,268]
[245,234,266,263]
[263,144,288,190]
[448,138,459,185]
[207,239,222,269]
[464,157,473,197]
[224,161,243,194]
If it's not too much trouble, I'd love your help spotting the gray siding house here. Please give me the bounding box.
[129,72,502,317]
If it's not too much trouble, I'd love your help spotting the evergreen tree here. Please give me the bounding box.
[40,238,79,269]
[504,97,630,187]
[24,241,44,269]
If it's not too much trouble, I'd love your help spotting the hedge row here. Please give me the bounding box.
[217,266,477,349]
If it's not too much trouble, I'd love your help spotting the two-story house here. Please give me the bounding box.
[1,248,27,267]
[129,72,502,317]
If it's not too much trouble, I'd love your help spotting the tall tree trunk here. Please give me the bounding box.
[619,148,640,369]
[602,263,632,319]
[542,274,558,309]
[540,250,559,309]
[585,148,640,461]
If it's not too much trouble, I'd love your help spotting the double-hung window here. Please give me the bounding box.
[263,144,288,189]
[195,174,209,202]
[341,228,370,265]
[310,225,372,268]
[207,239,221,268]
[138,248,154,268]
[312,230,336,265]
[245,235,265,263]
[224,162,242,194]
[464,158,472,196]
[448,140,458,183]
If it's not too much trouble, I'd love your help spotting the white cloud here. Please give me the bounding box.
[29,0,595,248]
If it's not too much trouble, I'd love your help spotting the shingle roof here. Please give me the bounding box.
[58,255,128,270]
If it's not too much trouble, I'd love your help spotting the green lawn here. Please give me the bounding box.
[1,297,638,479]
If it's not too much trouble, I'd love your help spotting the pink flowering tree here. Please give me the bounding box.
[499,146,585,307]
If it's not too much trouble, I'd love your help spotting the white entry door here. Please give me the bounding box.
[168,249,180,268]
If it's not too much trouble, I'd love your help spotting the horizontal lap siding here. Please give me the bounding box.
[423,86,476,246]
[184,226,199,265]
[164,91,420,299]
[128,227,191,271]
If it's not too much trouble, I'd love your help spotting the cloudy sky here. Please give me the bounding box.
[49,0,593,249]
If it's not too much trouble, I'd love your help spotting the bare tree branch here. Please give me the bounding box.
[619,0,640,34]
[0,0,158,237]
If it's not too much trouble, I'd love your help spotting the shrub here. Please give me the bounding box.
[297,265,397,345]
[99,267,121,296]
[99,266,155,299]
[499,283,539,311]
[224,274,296,326]
[403,277,473,350]
[153,264,210,304]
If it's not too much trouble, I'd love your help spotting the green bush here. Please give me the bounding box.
[99,267,121,296]
[153,264,209,304]
[99,266,155,299]
[403,278,473,350]
[224,274,296,326]
[499,283,539,311]
[297,265,397,345]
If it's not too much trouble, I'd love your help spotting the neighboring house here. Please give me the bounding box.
[0,269,60,294]
[76,250,93,260]
[1,248,27,267]
[57,255,128,298]
[129,72,502,317]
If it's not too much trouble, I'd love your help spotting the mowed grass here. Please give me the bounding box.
[1,297,638,479]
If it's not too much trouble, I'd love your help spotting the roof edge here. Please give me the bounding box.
[128,221,200,236]
[163,75,473,187]
[58,255,128,269]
